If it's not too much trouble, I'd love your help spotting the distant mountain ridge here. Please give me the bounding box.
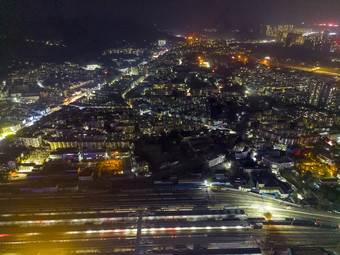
[0,16,177,77]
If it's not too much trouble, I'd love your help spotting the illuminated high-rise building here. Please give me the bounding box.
[308,80,340,110]
[158,40,166,47]
[285,33,303,46]
[267,24,312,45]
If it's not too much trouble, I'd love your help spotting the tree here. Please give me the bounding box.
[0,171,10,183]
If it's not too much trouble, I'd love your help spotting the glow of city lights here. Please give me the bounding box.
[303,32,318,36]
[327,140,334,146]
[37,80,44,88]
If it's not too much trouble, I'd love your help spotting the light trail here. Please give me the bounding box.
[283,65,340,76]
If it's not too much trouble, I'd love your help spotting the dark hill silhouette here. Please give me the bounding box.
[0,16,178,77]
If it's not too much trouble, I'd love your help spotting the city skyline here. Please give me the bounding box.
[0,1,340,254]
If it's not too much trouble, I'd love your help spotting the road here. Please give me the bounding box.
[282,64,340,77]
[210,188,340,223]
[1,189,340,254]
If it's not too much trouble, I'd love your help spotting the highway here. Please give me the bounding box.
[1,188,340,254]
[282,64,340,77]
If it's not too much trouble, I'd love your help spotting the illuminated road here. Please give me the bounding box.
[1,189,340,254]
[282,64,340,77]
[62,92,86,106]
[210,188,340,223]
[0,81,101,142]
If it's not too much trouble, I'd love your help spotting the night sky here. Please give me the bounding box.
[1,0,340,30]
[1,0,340,72]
